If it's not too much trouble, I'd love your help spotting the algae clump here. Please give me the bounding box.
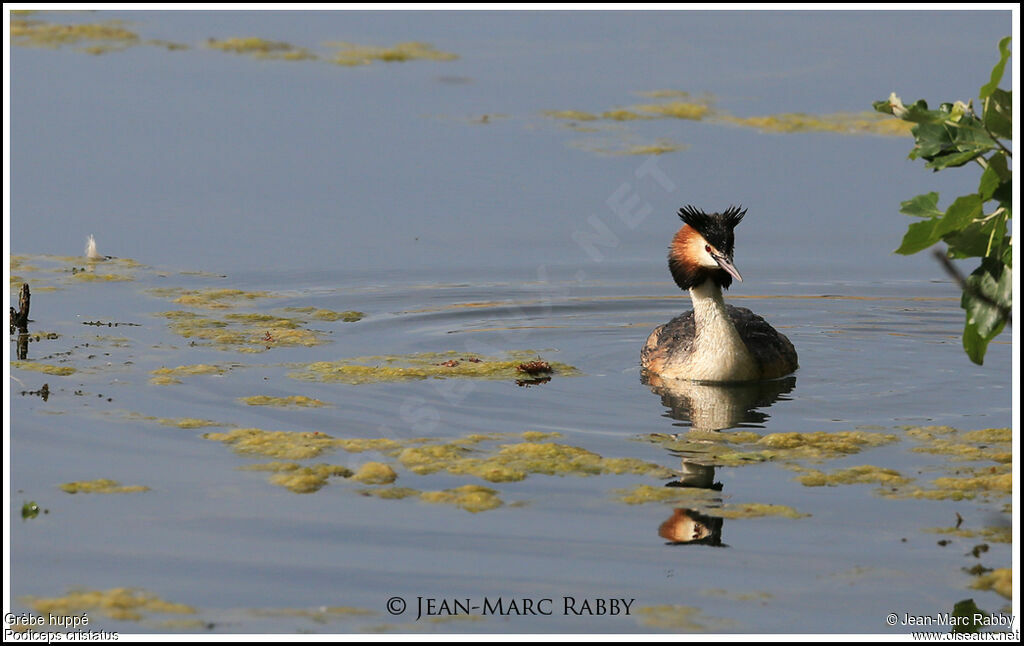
[394,440,674,482]
[359,486,421,501]
[791,465,912,488]
[288,351,579,384]
[419,484,503,513]
[352,462,399,485]
[22,587,195,622]
[11,18,140,53]
[633,100,711,120]
[634,605,729,632]
[204,428,339,460]
[207,37,316,61]
[59,479,149,494]
[969,568,1012,600]
[239,395,330,408]
[327,41,458,66]
[643,429,899,467]
[149,287,273,309]
[283,306,364,322]
[613,484,717,505]
[718,111,912,136]
[271,465,352,493]
[11,361,76,377]
[150,364,231,383]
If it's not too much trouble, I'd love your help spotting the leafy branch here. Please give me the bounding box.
[874,36,1012,365]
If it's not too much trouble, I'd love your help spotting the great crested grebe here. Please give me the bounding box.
[641,205,798,383]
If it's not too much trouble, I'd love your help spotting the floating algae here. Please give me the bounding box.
[70,270,135,282]
[633,100,712,120]
[149,363,232,385]
[542,91,912,160]
[716,503,809,520]
[700,588,773,602]
[206,37,316,61]
[612,485,807,518]
[358,486,421,500]
[148,287,274,310]
[11,361,76,377]
[238,462,352,492]
[22,587,195,622]
[11,17,140,53]
[619,141,686,156]
[351,462,398,485]
[157,307,348,353]
[613,484,719,505]
[239,395,330,408]
[634,605,731,632]
[643,430,899,467]
[875,426,1013,501]
[717,111,912,136]
[903,426,1012,464]
[395,440,676,482]
[419,484,503,513]
[288,351,579,384]
[59,479,149,494]
[327,41,458,66]
[204,428,339,460]
[282,306,365,322]
[790,465,912,488]
[754,431,899,458]
[358,484,504,512]
[123,412,226,430]
[969,568,1012,600]
[273,465,351,494]
[570,136,687,157]
[335,437,408,453]
[922,526,1012,544]
[600,109,655,121]
[543,109,601,122]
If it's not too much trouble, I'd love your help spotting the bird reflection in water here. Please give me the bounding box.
[643,372,797,546]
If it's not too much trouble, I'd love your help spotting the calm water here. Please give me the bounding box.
[7,9,1015,635]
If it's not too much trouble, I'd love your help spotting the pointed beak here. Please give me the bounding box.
[712,253,743,282]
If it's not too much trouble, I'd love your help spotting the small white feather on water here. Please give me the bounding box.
[85,235,102,260]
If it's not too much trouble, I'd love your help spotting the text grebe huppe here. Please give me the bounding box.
[641,205,798,383]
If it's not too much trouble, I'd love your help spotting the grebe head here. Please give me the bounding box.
[668,205,746,291]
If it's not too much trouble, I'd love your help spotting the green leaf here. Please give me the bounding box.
[924,149,986,170]
[963,318,986,365]
[896,219,944,255]
[960,257,1011,364]
[983,88,1012,140]
[910,120,994,169]
[978,163,1002,200]
[945,217,1007,260]
[901,99,944,124]
[986,152,1011,183]
[979,36,1012,99]
[951,599,985,634]
[899,192,942,218]
[939,195,983,235]
[896,195,982,255]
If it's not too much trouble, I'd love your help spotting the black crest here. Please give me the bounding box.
[677,205,746,256]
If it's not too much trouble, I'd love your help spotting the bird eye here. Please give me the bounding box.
[704,245,712,254]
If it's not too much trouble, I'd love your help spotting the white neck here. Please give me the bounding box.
[684,280,758,381]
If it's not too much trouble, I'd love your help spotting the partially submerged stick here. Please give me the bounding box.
[10,283,31,334]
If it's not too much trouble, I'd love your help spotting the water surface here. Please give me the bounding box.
[8,9,1014,635]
